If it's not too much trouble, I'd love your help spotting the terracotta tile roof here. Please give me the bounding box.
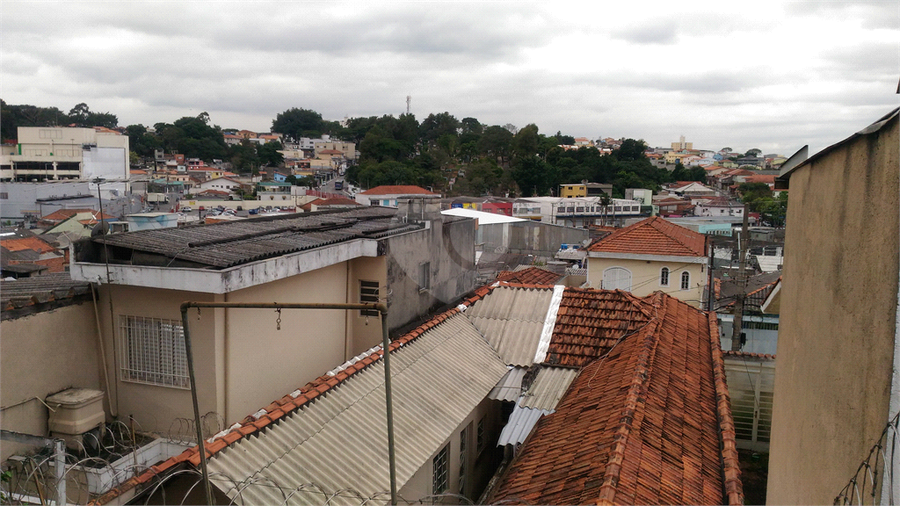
[546,288,654,367]
[488,294,743,505]
[1,236,59,254]
[587,216,707,257]
[76,212,117,226]
[496,266,562,285]
[743,174,776,184]
[2,272,92,318]
[358,185,436,195]
[41,208,95,222]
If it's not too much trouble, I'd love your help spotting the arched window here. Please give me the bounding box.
[660,267,670,286]
[681,271,690,290]
[602,267,632,291]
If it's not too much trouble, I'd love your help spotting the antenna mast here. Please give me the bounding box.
[406,95,411,115]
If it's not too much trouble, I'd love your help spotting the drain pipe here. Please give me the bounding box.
[180,301,396,506]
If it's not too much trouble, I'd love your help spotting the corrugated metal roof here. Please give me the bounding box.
[94,207,415,269]
[488,367,528,402]
[205,313,507,503]
[497,404,552,446]
[465,286,553,366]
[519,367,579,411]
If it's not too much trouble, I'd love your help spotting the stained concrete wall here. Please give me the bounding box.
[767,114,899,504]
[384,216,476,331]
[1,302,101,460]
[479,222,589,257]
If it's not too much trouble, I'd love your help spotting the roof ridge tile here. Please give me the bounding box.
[596,300,666,504]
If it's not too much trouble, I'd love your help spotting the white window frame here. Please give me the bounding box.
[660,267,670,287]
[118,315,189,389]
[681,271,691,290]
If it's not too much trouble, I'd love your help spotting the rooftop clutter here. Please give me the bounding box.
[96,280,742,505]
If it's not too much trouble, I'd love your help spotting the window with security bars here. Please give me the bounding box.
[119,315,189,389]
[360,280,380,316]
[433,444,449,495]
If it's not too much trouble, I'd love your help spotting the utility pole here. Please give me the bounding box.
[731,204,749,351]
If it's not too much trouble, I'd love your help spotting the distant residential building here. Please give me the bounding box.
[2,127,129,182]
[557,182,612,198]
[355,185,438,207]
[624,188,653,206]
[513,196,643,227]
[586,216,709,307]
[671,135,693,151]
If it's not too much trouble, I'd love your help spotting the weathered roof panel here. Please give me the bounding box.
[465,286,553,366]
[488,366,528,402]
[93,208,414,269]
[205,313,507,502]
[518,366,579,411]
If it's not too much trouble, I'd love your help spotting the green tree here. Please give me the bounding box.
[745,148,762,157]
[257,141,284,167]
[478,125,514,166]
[68,102,91,125]
[271,108,324,141]
[513,124,540,159]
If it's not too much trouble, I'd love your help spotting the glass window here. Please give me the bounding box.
[681,271,690,290]
[660,267,670,286]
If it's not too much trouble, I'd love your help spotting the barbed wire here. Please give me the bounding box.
[1,409,485,506]
[834,410,900,505]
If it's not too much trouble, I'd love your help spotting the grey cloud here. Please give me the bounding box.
[612,19,679,45]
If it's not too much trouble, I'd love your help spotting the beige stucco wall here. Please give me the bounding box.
[94,258,388,435]
[94,284,218,438]
[586,256,706,307]
[1,303,101,460]
[224,259,385,423]
[399,398,502,503]
[767,116,899,504]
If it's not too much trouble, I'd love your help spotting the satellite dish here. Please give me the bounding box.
[91,221,110,237]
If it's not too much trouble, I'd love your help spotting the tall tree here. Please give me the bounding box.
[271,108,324,141]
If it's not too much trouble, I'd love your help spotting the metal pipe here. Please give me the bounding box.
[382,311,398,505]
[180,306,213,506]
[178,300,394,506]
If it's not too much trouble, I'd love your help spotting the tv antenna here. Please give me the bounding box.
[406,95,411,115]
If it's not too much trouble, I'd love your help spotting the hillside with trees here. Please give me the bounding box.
[1,100,706,196]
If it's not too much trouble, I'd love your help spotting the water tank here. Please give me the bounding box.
[46,388,105,436]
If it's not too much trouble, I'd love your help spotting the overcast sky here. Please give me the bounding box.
[2,1,897,155]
